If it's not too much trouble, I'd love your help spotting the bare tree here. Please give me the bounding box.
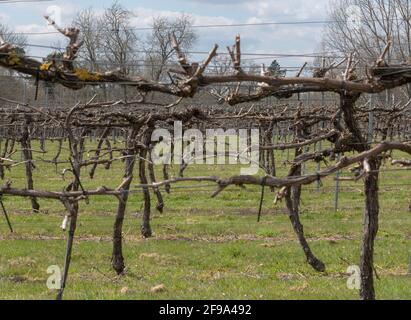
[325,0,411,63]
[73,8,102,72]
[207,55,232,102]
[0,23,27,97]
[99,1,138,76]
[145,14,197,81]
[0,23,27,48]
[324,0,411,96]
[1,18,411,300]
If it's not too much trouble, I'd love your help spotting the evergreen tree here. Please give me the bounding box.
[267,60,286,78]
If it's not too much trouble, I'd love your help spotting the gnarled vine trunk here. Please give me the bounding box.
[112,129,137,275]
[340,93,380,300]
[360,158,380,300]
[20,120,40,212]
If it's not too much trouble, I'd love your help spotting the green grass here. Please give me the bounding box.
[0,140,410,300]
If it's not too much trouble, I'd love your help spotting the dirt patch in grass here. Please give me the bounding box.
[7,257,37,267]
[167,206,289,216]
[236,208,288,216]
[0,275,44,284]
[0,233,357,245]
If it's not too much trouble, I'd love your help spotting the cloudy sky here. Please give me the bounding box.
[0,0,332,73]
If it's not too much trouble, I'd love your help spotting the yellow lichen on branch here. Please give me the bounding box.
[40,61,53,71]
[74,68,102,82]
[7,52,20,66]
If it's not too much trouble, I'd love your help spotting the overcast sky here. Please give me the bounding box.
[0,0,332,73]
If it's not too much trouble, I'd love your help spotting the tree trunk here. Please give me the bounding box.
[20,124,40,212]
[0,138,10,179]
[148,156,164,213]
[56,122,82,300]
[340,93,380,300]
[112,129,137,274]
[56,199,78,300]
[112,156,135,274]
[284,148,325,272]
[360,158,380,300]
[285,189,325,272]
[140,148,152,238]
[89,128,110,179]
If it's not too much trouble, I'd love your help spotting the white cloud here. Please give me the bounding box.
[0,12,10,24]
[130,7,236,28]
[14,24,62,56]
[245,0,329,20]
[126,4,328,71]
[8,1,331,73]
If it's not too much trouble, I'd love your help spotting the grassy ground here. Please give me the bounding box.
[0,140,410,300]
